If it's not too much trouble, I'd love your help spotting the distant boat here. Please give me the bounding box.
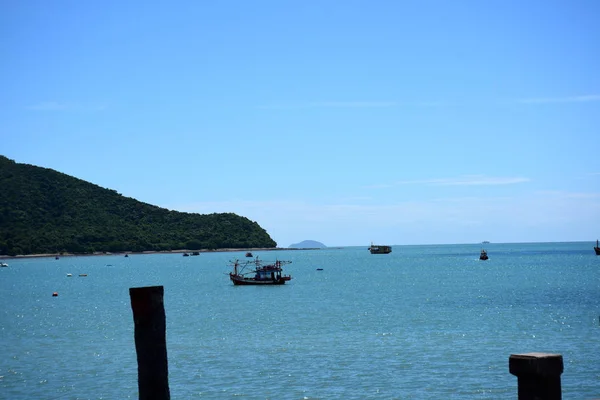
[479,249,489,260]
[191,251,200,256]
[55,256,59,260]
[0,262,8,267]
[482,241,490,244]
[368,242,392,254]
[245,252,253,257]
[124,254,129,258]
[594,240,600,256]
[229,257,292,285]
[183,253,190,257]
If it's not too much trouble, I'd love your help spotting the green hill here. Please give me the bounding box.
[0,156,276,256]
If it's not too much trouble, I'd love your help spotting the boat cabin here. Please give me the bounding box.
[254,265,283,281]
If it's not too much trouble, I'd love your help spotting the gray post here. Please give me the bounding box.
[509,352,563,400]
[129,286,170,400]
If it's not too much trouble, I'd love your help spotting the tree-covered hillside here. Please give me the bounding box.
[0,156,276,255]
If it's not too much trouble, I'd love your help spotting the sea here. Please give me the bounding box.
[0,242,598,399]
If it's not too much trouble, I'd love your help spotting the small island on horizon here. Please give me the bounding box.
[289,240,327,249]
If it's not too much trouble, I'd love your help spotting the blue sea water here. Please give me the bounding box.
[1,242,599,399]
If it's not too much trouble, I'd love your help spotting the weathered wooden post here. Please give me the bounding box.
[129,286,170,400]
[509,352,563,400]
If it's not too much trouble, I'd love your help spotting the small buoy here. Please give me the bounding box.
[52,292,58,297]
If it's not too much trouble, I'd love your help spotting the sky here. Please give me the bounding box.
[1,0,599,247]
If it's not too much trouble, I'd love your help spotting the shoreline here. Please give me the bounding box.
[0,247,322,260]
[0,247,293,260]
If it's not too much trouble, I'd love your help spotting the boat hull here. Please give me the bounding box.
[595,247,600,256]
[369,245,392,254]
[370,249,392,254]
[230,274,290,285]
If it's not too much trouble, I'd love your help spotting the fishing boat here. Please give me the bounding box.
[0,262,8,267]
[479,249,489,260]
[229,257,292,285]
[594,240,600,255]
[245,252,253,257]
[368,242,392,254]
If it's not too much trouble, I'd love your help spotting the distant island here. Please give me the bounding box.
[289,240,327,249]
[482,241,490,244]
[0,155,277,256]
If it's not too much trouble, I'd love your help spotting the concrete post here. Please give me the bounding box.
[509,352,563,400]
[129,286,170,400]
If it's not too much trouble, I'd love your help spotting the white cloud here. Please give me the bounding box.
[516,95,600,104]
[534,190,600,199]
[366,175,530,189]
[257,100,446,110]
[308,101,399,108]
[258,95,600,110]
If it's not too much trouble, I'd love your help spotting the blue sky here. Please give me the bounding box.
[1,1,599,247]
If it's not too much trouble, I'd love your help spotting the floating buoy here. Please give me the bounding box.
[52,292,58,297]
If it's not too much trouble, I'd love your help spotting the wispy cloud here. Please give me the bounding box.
[308,101,399,108]
[257,100,445,110]
[516,95,600,104]
[366,175,531,189]
[27,102,106,111]
[534,190,600,199]
[259,95,600,110]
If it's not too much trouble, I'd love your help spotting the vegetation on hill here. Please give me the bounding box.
[0,156,276,256]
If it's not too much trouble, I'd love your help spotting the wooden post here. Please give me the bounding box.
[129,286,170,400]
[509,352,563,400]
